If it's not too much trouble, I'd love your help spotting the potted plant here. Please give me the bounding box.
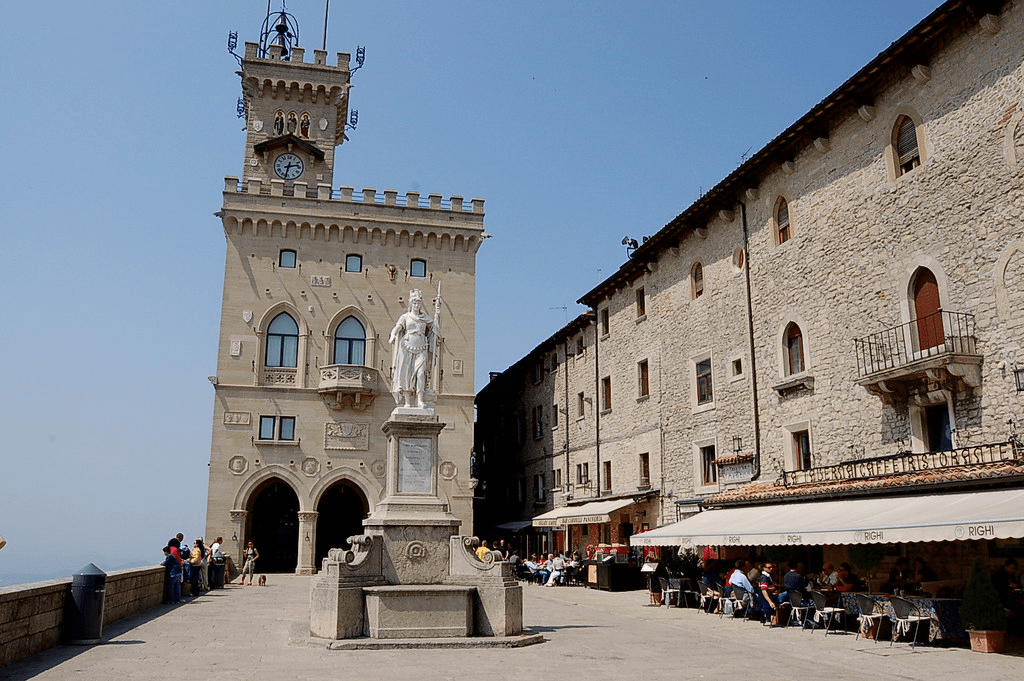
[959,557,1007,653]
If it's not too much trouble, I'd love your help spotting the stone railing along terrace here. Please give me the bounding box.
[0,566,164,667]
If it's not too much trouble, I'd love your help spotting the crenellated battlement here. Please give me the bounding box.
[223,176,485,214]
[243,41,350,72]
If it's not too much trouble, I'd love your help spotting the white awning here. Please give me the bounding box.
[533,498,634,528]
[630,488,1024,547]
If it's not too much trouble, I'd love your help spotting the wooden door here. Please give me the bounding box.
[913,269,943,350]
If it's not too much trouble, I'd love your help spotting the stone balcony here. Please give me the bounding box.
[853,310,982,404]
[318,364,384,411]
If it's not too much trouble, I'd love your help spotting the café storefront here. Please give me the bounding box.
[533,497,650,590]
[631,442,1024,640]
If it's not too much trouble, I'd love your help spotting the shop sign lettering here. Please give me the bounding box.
[786,442,1014,486]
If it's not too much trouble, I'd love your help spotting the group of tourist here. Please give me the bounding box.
[161,533,236,604]
[696,559,865,624]
[473,539,514,562]
[519,550,583,586]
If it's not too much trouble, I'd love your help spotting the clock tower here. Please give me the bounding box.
[206,9,487,576]
[237,37,350,191]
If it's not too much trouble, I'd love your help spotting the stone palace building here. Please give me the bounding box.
[476,0,1024,569]
[205,28,486,574]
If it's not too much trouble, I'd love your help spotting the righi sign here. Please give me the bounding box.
[786,442,1017,486]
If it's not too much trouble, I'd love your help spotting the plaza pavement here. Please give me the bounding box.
[3,576,1022,680]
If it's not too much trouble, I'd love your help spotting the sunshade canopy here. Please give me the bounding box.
[630,488,1024,547]
[533,498,634,528]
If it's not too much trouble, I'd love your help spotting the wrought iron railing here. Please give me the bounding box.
[854,310,977,378]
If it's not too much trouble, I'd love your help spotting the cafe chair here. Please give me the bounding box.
[888,595,931,648]
[787,588,814,629]
[727,585,753,620]
[810,590,846,636]
[696,582,717,613]
[855,593,885,642]
[679,578,702,608]
[660,577,682,608]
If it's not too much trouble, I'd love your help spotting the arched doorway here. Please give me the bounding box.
[248,478,300,573]
[315,480,369,567]
[911,268,943,351]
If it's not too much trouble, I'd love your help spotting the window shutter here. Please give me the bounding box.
[897,118,919,166]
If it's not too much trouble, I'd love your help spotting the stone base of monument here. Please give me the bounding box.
[364,585,472,638]
[308,411,530,647]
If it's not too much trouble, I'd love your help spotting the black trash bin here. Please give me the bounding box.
[67,563,106,644]
[209,560,225,588]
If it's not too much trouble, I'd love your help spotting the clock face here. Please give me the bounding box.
[273,153,304,180]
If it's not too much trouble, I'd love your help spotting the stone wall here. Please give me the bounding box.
[477,1,1024,533]
[0,566,164,668]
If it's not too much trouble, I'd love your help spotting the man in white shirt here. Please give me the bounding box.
[546,553,565,586]
[822,562,839,587]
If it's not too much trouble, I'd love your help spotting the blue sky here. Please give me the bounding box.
[0,0,940,584]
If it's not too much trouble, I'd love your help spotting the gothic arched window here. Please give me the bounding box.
[265,313,299,368]
[894,116,921,176]
[334,317,366,365]
[784,323,804,375]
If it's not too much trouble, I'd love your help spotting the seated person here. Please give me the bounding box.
[884,557,910,593]
[702,560,725,591]
[536,554,552,584]
[912,557,937,590]
[728,560,755,596]
[783,561,808,605]
[546,553,565,586]
[835,562,860,592]
[820,562,838,589]
[701,560,725,612]
[522,555,546,583]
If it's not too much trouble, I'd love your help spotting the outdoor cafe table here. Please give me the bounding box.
[839,592,966,643]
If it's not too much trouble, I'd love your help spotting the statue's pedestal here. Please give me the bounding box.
[309,408,523,642]
[363,412,461,584]
[364,585,472,638]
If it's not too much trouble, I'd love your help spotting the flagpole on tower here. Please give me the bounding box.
[322,0,330,51]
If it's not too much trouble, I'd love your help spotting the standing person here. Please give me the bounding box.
[759,562,787,624]
[188,542,203,596]
[475,540,492,561]
[195,539,209,592]
[162,546,182,604]
[239,541,259,586]
[167,534,182,562]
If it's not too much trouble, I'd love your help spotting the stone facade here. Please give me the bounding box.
[206,42,486,574]
[477,0,1024,540]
